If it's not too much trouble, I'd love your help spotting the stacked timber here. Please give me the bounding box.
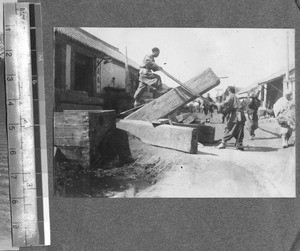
[119,68,220,152]
[125,68,220,121]
[54,110,116,169]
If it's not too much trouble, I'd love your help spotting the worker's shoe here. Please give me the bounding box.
[217,142,226,149]
[282,140,289,148]
[236,142,244,151]
[282,135,289,148]
[134,99,145,107]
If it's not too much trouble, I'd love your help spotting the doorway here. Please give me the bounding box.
[74,53,93,96]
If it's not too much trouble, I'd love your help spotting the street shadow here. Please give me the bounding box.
[258,127,281,137]
[252,137,280,140]
[245,146,280,152]
[197,151,218,156]
[209,142,280,152]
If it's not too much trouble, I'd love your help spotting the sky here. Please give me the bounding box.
[0,4,295,95]
[83,28,295,96]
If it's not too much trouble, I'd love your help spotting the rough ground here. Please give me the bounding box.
[110,112,295,198]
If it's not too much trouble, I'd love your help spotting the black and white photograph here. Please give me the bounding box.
[53,27,295,198]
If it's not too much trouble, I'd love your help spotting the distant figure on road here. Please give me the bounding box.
[133,47,163,107]
[273,88,295,148]
[216,91,230,123]
[217,86,246,151]
[203,93,214,117]
[192,100,200,113]
[245,91,261,140]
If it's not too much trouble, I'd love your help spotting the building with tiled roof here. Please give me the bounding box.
[54,27,140,112]
[55,27,140,70]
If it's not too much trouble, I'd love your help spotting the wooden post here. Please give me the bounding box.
[125,46,131,94]
[65,44,71,90]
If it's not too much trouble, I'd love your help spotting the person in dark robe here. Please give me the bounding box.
[245,91,261,140]
[203,93,214,117]
[216,86,246,151]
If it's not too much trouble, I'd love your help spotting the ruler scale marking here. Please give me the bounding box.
[4,2,50,247]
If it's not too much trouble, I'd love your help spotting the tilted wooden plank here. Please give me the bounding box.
[182,114,198,124]
[176,112,192,122]
[117,119,198,154]
[125,68,220,121]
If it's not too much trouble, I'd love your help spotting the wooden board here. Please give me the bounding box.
[125,68,220,121]
[116,119,198,154]
[176,112,192,122]
[182,114,198,124]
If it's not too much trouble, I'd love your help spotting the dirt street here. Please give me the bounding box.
[111,114,295,198]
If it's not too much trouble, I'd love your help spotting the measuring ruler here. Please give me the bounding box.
[4,3,50,247]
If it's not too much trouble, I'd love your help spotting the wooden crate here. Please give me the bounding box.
[54,110,116,169]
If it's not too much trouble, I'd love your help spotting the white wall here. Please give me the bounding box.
[100,62,125,91]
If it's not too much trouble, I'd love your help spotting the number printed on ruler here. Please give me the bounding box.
[4,2,50,247]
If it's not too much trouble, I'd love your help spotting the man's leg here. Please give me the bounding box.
[235,123,245,151]
[151,73,162,90]
[133,82,147,107]
[250,120,255,140]
[252,113,259,139]
[285,126,293,147]
[210,107,214,117]
[217,122,235,149]
[246,114,255,139]
[280,126,289,148]
[150,74,163,98]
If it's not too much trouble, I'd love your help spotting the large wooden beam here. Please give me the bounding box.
[172,122,216,144]
[117,119,198,154]
[125,68,220,121]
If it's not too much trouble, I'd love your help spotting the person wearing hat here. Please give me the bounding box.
[133,47,163,107]
[216,86,246,150]
[245,91,261,140]
[273,88,295,148]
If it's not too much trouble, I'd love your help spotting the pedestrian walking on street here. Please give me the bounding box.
[273,88,295,148]
[216,86,246,151]
[133,47,163,107]
[203,93,214,117]
[245,92,261,140]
